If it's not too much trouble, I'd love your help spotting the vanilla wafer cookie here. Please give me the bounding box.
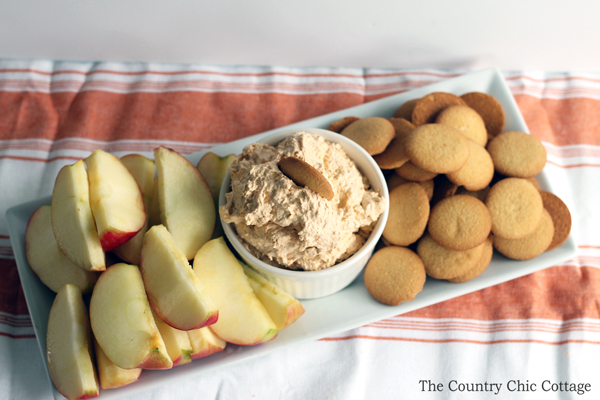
[539,191,572,250]
[278,156,334,200]
[436,105,487,147]
[487,131,547,178]
[412,92,467,126]
[493,208,554,260]
[383,183,430,246]
[341,117,395,155]
[447,138,495,191]
[405,124,470,174]
[448,236,493,283]
[460,92,505,138]
[417,233,486,280]
[485,177,544,239]
[364,246,426,306]
[428,195,492,251]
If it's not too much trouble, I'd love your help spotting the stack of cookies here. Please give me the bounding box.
[329,91,572,306]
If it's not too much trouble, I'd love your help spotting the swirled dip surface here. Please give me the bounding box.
[220,132,385,271]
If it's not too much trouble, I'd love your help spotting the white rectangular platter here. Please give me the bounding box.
[6,67,577,399]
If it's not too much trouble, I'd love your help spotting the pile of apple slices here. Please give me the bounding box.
[27,147,305,400]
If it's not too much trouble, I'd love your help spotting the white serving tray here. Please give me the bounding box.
[6,67,577,399]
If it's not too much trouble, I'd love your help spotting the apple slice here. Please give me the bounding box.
[188,326,227,360]
[46,284,99,400]
[197,152,235,206]
[84,149,146,252]
[241,263,305,330]
[197,152,236,238]
[93,338,141,390]
[154,146,215,259]
[140,224,218,330]
[193,238,278,345]
[152,311,193,367]
[113,154,156,264]
[26,205,99,294]
[90,263,172,370]
[51,160,105,272]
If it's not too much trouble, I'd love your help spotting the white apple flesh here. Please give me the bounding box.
[51,160,105,272]
[46,284,99,400]
[154,146,215,260]
[196,152,236,239]
[241,263,305,330]
[196,152,235,206]
[188,326,227,360]
[193,238,278,345]
[85,149,146,252]
[89,263,172,370]
[152,311,193,367]
[113,154,156,264]
[93,338,141,390]
[26,205,99,294]
[140,225,218,331]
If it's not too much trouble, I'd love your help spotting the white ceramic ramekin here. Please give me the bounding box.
[219,127,389,299]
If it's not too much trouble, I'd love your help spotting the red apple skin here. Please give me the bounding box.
[281,303,305,330]
[100,229,141,253]
[202,312,219,328]
[171,355,183,367]
[190,344,224,360]
[78,393,100,400]
[137,347,174,370]
[145,294,219,331]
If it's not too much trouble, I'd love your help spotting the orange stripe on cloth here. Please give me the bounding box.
[515,95,600,146]
[406,266,600,321]
[319,335,600,346]
[368,320,600,334]
[0,91,363,143]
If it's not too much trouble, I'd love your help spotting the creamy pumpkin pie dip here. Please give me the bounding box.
[220,132,385,271]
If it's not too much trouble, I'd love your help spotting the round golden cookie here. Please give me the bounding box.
[395,161,438,182]
[539,191,572,250]
[411,92,467,126]
[485,178,544,239]
[487,131,547,178]
[435,105,487,147]
[278,156,334,200]
[383,183,430,246]
[373,118,414,169]
[448,236,493,283]
[428,195,492,251]
[405,124,470,174]
[417,233,486,280]
[327,116,360,133]
[494,208,554,260]
[364,246,426,306]
[447,138,495,191]
[341,117,395,155]
[393,98,419,121]
[460,92,505,138]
